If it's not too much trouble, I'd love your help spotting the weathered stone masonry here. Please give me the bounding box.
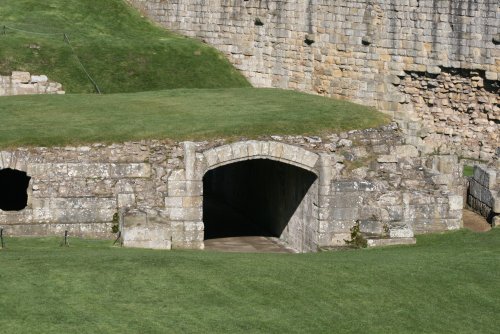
[0,71,64,96]
[0,126,464,252]
[127,0,499,160]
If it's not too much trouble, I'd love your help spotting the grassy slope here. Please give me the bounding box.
[0,88,389,147]
[0,0,250,93]
[0,230,498,333]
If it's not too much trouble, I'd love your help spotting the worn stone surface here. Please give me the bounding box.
[0,71,64,96]
[127,0,500,160]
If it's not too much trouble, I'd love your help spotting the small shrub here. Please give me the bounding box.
[382,223,390,237]
[344,221,367,248]
[111,212,120,234]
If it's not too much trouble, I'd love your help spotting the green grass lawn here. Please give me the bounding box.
[463,165,474,177]
[0,0,249,93]
[0,88,389,148]
[0,229,498,333]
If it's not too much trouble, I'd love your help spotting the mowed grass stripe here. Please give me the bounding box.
[0,230,498,333]
[0,88,390,148]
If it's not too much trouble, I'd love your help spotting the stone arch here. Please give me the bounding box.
[201,141,321,252]
[202,140,320,174]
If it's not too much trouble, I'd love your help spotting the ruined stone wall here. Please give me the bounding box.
[0,125,464,252]
[127,0,499,160]
[467,165,499,225]
[0,71,64,96]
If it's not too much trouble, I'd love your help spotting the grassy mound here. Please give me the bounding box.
[0,229,499,333]
[0,0,250,93]
[0,88,390,147]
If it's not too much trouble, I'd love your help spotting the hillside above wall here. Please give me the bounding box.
[0,0,249,93]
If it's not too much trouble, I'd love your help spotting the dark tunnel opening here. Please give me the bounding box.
[203,159,317,240]
[0,168,31,211]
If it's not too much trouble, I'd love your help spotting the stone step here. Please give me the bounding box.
[366,237,416,248]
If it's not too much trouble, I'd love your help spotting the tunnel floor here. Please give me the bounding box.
[204,236,294,253]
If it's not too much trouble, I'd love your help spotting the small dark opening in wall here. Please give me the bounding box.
[254,18,264,26]
[304,38,315,46]
[0,168,31,211]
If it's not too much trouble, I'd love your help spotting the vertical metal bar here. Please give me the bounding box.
[64,230,68,247]
[0,228,4,248]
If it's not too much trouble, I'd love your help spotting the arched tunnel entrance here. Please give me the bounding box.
[0,168,31,211]
[203,159,319,252]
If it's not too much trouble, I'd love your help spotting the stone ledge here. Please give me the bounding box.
[366,237,416,248]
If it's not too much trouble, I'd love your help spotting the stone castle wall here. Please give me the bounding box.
[127,0,499,160]
[0,71,64,96]
[0,126,464,252]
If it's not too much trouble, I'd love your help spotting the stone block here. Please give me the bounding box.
[392,145,419,158]
[493,194,500,214]
[359,220,385,235]
[167,180,202,197]
[281,144,300,163]
[215,145,233,164]
[377,193,402,206]
[377,154,398,163]
[443,218,462,230]
[122,212,171,250]
[247,141,263,157]
[261,141,271,156]
[433,155,458,175]
[427,66,441,74]
[485,71,497,81]
[184,221,204,232]
[110,163,151,178]
[182,196,203,208]
[31,75,48,83]
[448,195,463,211]
[165,197,183,208]
[331,207,359,221]
[168,169,186,182]
[203,149,219,167]
[473,166,496,189]
[367,238,416,248]
[386,205,404,221]
[268,141,284,159]
[27,163,67,177]
[11,71,31,83]
[230,141,249,161]
[165,207,202,221]
[431,174,454,186]
[389,226,414,238]
[0,151,12,169]
[117,193,136,208]
[182,141,197,180]
[67,163,110,178]
[492,216,500,228]
[331,193,363,208]
[332,181,358,192]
